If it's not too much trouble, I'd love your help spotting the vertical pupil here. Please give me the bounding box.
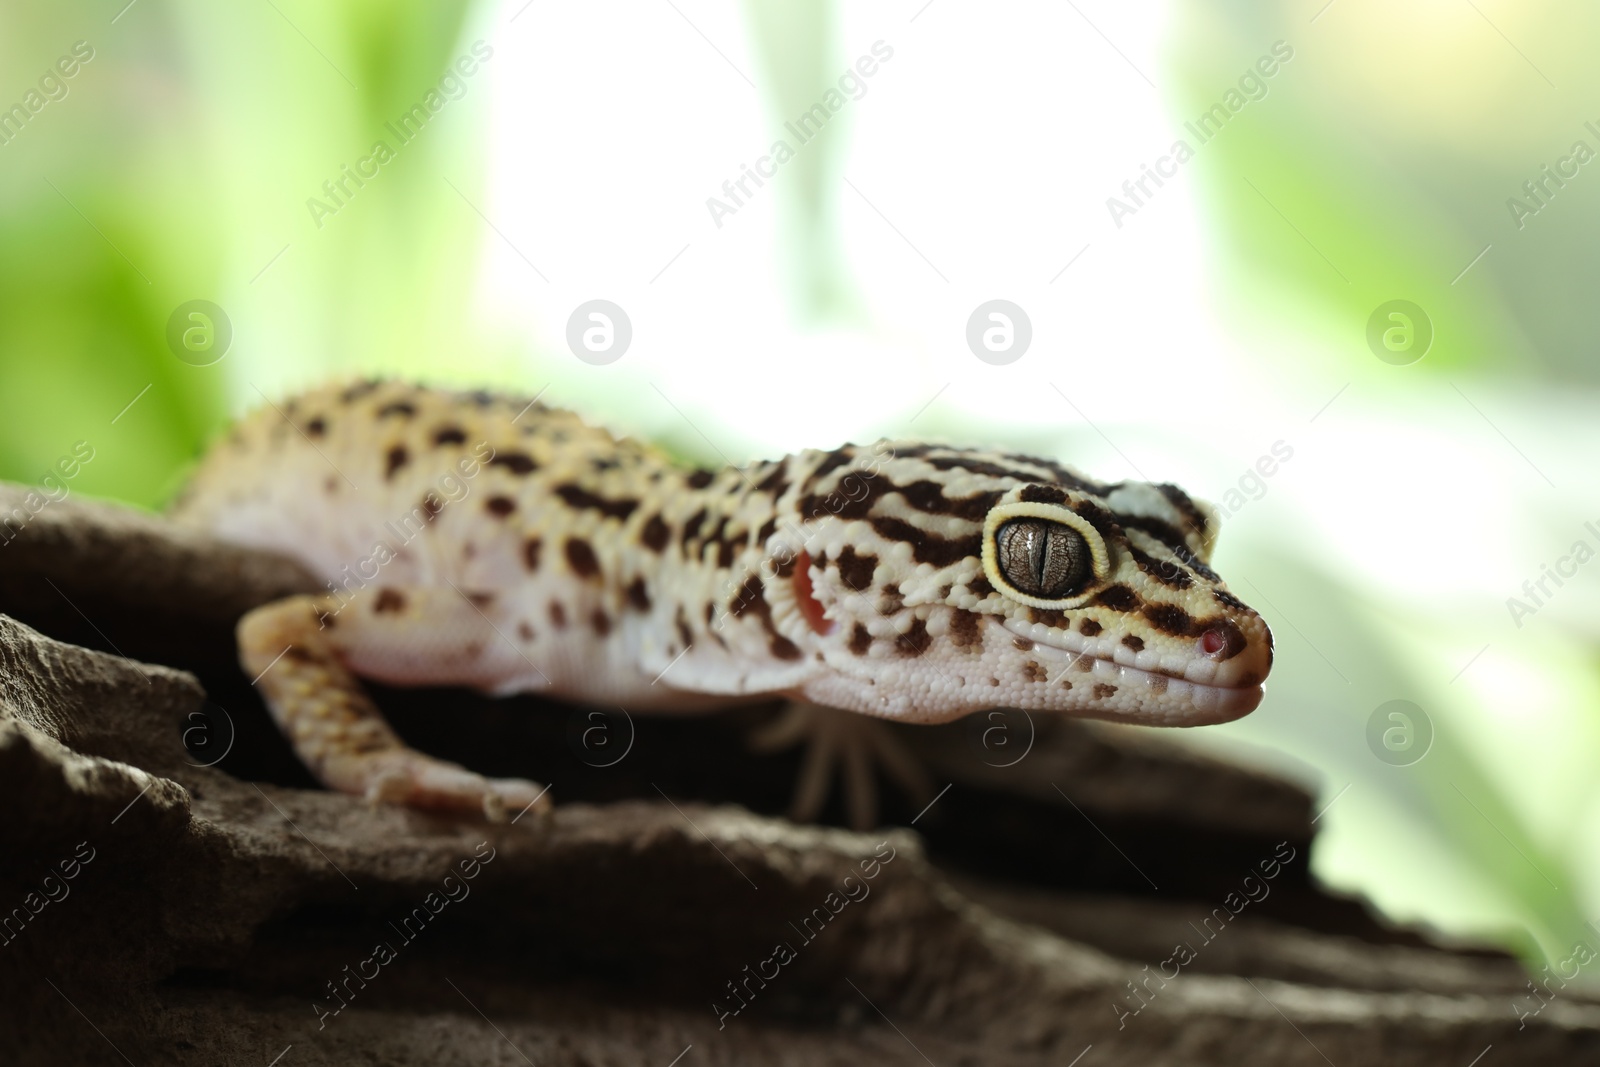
[1032,525,1050,589]
[996,518,1086,598]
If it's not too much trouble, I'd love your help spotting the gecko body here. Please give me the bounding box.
[172,381,1273,821]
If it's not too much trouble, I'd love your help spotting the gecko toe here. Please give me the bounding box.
[749,701,929,831]
[484,777,552,824]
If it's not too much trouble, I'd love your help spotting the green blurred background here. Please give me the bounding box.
[3,0,1597,969]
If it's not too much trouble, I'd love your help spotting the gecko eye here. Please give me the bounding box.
[982,499,1109,607]
[994,519,1089,599]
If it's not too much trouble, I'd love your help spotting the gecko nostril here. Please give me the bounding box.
[1198,620,1246,660]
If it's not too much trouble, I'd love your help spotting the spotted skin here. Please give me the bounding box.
[172,381,1274,815]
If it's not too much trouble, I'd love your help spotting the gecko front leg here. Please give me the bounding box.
[237,589,551,821]
[748,702,934,831]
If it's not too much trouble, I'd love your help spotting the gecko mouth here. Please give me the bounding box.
[1015,627,1264,726]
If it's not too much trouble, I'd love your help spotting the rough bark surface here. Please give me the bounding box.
[0,484,1593,1065]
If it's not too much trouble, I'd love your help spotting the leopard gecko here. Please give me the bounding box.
[170,380,1274,828]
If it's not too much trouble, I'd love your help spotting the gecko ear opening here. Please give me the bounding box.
[792,551,835,635]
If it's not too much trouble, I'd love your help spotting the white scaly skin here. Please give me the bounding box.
[172,381,1273,819]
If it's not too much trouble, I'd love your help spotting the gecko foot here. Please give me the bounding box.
[747,702,933,831]
[356,752,551,823]
[240,592,553,825]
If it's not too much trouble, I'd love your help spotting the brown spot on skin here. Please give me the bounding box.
[385,445,409,480]
[878,584,904,615]
[686,469,716,489]
[774,554,796,579]
[802,449,853,493]
[923,453,1105,493]
[641,514,671,552]
[1120,516,1219,581]
[796,484,867,521]
[523,538,542,571]
[555,484,638,521]
[675,607,694,650]
[467,591,494,609]
[341,380,382,403]
[517,621,535,642]
[770,635,802,660]
[283,645,316,663]
[835,546,877,591]
[702,517,730,561]
[1068,499,1125,546]
[324,476,338,494]
[869,517,981,567]
[1122,635,1145,653]
[306,417,327,437]
[374,589,406,613]
[465,641,485,658]
[1029,608,1069,628]
[1023,661,1047,682]
[681,509,707,547]
[1058,680,1072,691]
[989,677,1001,687]
[717,538,739,568]
[729,575,801,658]
[625,577,651,612]
[1148,675,1168,694]
[895,618,932,657]
[730,576,764,619]
[1013,637,1034,651]
[489,452,538,475]
[421,493,443,523]
[1143,603,1196,636]
[486,496,516,518]
[433,426,467,446]
[549,602,567,629]
[1093,585,1138,611]
[1157,483,1211,542]
[591,610,612,637]
[1019,484,1068,505]
[1213,589,1250,612]
[1073,654,1095,673]
[755,517,777,545]
[1093,683,1117,699]
[893,481,1005,521]
[1129,544,1194,589]
[849,624,873,655]
[377,401,416,418]
[754,463,789,498]
[968,576,995,598]
[949,610,984,650]
[939,584,953,599]
[565,538,600,580]
[1079,618,1102,637]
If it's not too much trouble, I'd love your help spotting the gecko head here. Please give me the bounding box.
[761,443,1273,726]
